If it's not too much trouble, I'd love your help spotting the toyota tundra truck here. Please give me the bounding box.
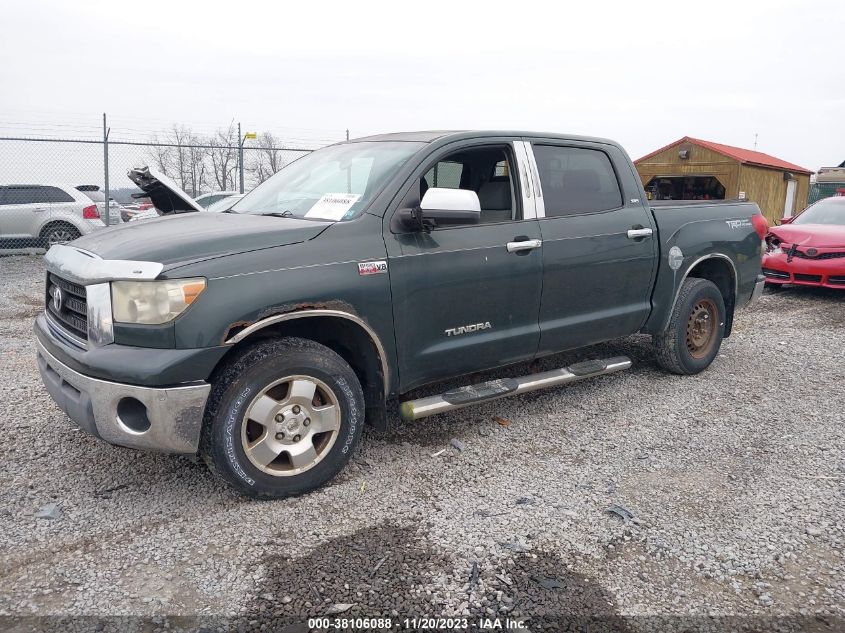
[34,131,768,498]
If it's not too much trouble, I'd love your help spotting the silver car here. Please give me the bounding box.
[0,184,106,248]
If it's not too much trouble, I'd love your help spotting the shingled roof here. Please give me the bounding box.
[636,136,813,175]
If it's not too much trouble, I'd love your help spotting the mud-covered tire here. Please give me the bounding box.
[200,337,364,499]
[653,278,725,375]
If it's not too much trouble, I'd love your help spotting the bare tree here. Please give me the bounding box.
[146,137,174,178]
[146,125,208,196]
[186,139,208,197]
[207,122,239,192]
[247,132,287,185]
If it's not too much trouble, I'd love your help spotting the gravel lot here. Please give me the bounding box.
[1,254,843,632]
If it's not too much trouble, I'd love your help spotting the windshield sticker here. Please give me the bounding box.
[304,193,361,220]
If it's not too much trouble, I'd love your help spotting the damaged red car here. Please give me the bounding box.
[763,196,845,288]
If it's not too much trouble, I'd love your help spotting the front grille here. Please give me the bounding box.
[794,273,822,283]
[790,249,845,260]
[46,273,88,341]
[828,276,845,285]
[762,267,789,280]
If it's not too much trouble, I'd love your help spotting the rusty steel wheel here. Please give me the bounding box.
[685,298,718,359]
[653,277,725,375]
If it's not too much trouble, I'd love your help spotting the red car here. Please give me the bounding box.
[763,196,845,289]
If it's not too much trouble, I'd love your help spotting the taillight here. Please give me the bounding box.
[82,204,100,219]
[751,214,769,240]
[139,203,152,211]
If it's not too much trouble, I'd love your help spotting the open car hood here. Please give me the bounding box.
[769,224,845,248]
[127,166,205,214]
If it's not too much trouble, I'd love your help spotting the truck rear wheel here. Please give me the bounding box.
[653,277,725,375]
[200,337,364,498]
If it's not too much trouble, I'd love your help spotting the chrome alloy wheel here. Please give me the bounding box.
[241,375,341,476]
[47,229,76,246]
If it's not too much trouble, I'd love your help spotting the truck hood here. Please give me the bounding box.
[127,166,205,214]
[72,212,331,266]
[768,224,845,248]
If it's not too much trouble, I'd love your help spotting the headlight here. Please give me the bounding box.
[111,278,206,324]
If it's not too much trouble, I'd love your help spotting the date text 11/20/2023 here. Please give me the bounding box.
[307,616,528,630]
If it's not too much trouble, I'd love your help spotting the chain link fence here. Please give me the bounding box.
[0,125,322,253]
[808,181,845,205]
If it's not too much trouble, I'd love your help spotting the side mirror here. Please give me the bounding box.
[399,187,481,231]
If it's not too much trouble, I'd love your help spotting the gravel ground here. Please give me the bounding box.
[1,254,843,632]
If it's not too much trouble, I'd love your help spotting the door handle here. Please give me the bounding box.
[627,228,653,239]
[506,239,542,253]
[33,207,48,212]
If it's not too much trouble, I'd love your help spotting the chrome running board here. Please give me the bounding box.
[399,356,632,421]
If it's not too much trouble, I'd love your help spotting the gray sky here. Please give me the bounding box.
[1,0,843,176]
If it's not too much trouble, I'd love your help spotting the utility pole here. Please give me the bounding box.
[753,133,758,151]
[238,122,244,194]
[237,125,257,194]
[346,129,349,141]
[102,113,110,227]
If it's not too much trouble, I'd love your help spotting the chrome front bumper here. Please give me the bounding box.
[749,274,766,304]
[36,339,211,453]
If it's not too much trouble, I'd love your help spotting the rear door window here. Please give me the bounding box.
[533,146,623,216]
[41,187,76,203]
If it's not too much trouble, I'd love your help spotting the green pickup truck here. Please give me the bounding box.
[35,131,767,498]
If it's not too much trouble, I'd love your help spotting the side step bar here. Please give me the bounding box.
[399,356,632,421]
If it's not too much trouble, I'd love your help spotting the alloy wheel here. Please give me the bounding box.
[241,375,341,476]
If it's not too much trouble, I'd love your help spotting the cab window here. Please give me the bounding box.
[420,146,518,225]
[533,145,623,216]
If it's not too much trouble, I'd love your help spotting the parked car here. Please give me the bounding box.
[206,193,245,212]
[0,183,105,248]
[120,201,155,223]
[75,185,123,225]
[195,190,239,208]
[763,195,845,288]
[125,168,242,220]
[35,131,767,498]
[124,166,204,221]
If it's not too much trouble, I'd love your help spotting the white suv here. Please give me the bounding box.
[0,184,106,249]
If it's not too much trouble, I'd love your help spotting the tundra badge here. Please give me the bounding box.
[445,322,492,337]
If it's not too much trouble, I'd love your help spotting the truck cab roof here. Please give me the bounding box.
[349,130,621,148]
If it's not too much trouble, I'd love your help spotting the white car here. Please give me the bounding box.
[195,190,239,208]
[0,184,106,248]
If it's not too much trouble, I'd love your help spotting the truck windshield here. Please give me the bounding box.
[230,141,424,221]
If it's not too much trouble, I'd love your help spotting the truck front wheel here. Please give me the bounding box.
[200,337,365,498]
[653,277,725,375]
